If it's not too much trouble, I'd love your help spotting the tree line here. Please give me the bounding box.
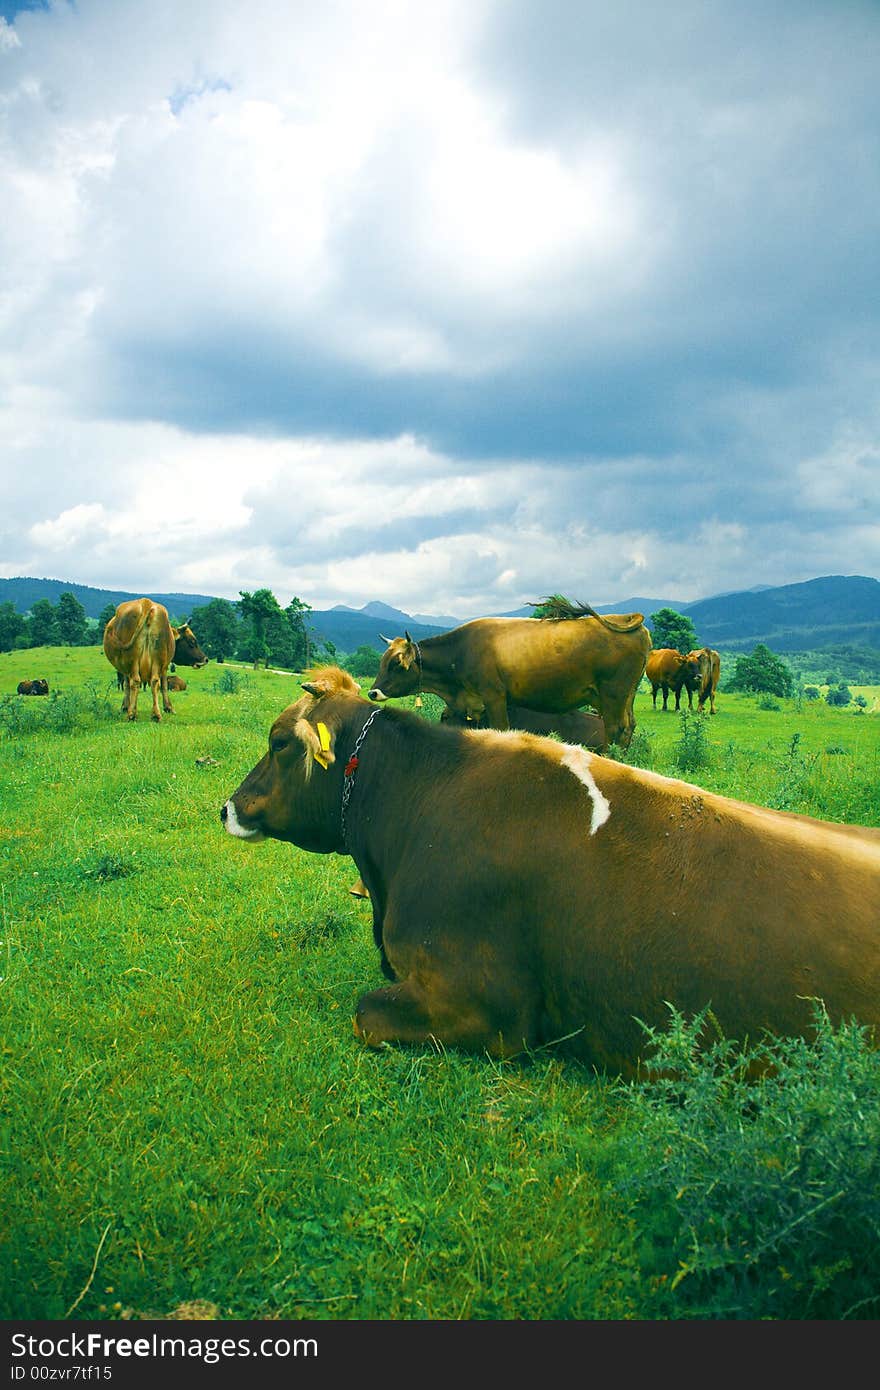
[0,588,349,674]
[2,590,865,702]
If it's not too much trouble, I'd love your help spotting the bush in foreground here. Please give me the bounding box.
[610,1002,880,1319]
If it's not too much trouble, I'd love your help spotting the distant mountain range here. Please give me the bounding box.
[1,574,878,654]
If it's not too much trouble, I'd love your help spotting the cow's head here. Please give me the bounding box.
[222,666,361,852]
[368,632,419,701]
[172,621,209,669]
[686,649,710,683]
[681,656,702,690]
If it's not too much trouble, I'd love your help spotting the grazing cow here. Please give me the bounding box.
[221,666,880,1078]
[441,700,606,751]
[368,599,651,750]
[645,649,702,712]
[103,598,207,721]
[687,647,721,714]
[17,679,48,695]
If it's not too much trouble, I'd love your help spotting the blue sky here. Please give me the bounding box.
[1,0,878,619]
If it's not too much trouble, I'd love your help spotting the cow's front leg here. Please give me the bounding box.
[354,977,533,1058]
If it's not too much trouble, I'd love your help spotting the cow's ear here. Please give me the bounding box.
[293,716,336,771]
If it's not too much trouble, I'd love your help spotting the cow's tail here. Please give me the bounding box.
[530,595,645,633]
[107,599,153,652]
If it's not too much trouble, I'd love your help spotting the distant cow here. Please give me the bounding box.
[17,679,48,695]
[167,674,187,692]
[103,598,207,721]
[441,700,605,750]
[222,665,880,1078]
[368,599,651,749]
[645,649,701,712]
[687,647,721,714]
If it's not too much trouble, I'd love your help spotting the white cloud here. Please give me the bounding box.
[0,0,878,615]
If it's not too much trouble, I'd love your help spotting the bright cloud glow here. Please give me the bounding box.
[1,0,878,618]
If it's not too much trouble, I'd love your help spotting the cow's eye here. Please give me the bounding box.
[270,735,290,753]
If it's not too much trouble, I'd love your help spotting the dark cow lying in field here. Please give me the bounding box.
[687,647,721,714]
[369,599,650,749]
[441,700,605,750]
[17,679,49,695]
[645,649,701,712]
[103,598,207,721]
[221,666,880,1078]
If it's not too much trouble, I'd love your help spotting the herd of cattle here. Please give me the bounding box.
[10,595,880,1075]
[16,678,49,696]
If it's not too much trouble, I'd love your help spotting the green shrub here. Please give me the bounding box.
[213,667,247,695]
[768,731,818,811]
[757,694,781,711]
[0,683,115,737]
[826,684,852,707]
[609,728,654,768]
[673,711,710,772]
[612,1002,880,1319]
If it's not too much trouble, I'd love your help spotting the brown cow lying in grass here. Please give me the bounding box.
[17,679,49,695]
[222,666,880,1078]
[440,700,605,750]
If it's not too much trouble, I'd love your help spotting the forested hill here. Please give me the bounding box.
[0,577,219,620]
[682,575,880,651]
[1,573,879,653]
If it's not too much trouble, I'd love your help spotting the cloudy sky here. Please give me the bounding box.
[1,0,878,620]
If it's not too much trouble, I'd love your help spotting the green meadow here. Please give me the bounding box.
[1,646,879,1322]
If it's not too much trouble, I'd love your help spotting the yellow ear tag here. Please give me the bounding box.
[414,695,423,708]
[314,721,331,769]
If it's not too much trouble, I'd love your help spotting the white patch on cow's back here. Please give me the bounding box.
[223,799,264,841]
[560,745,611,835]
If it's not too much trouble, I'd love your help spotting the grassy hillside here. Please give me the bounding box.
[1,647,879,1322]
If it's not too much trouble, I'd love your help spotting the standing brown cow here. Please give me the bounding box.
[103,598,207,721]
[645,649,701,712]
[687,648,721,714]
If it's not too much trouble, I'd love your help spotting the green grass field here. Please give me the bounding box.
[1,647,879,1321]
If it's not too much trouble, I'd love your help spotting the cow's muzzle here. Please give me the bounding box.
[368,687,387,702]
[221,799,264,840]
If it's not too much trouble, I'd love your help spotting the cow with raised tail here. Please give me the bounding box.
[368,598,651,750]
[103,598,207,721]
[221,665,880,1078]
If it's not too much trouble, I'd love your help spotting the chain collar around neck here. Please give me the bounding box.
[340,706,383,848]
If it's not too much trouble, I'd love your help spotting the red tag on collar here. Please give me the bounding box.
[344,755,359,777]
